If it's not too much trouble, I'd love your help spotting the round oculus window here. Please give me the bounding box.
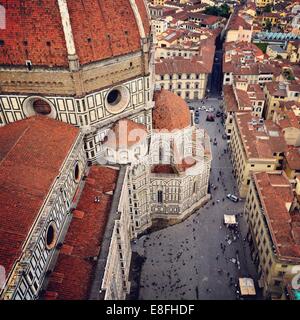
[105,86,130,114]
[107,90,122,106]
[23,96,57,119]
[33,99,52,115]
[46,222,57,250]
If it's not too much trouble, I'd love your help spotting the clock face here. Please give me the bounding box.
[105,86,130,115]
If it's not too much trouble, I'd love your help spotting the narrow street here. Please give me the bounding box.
[135,98,261,300]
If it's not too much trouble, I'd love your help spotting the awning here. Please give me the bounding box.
[239,278,256,296]
[224,214,237,225]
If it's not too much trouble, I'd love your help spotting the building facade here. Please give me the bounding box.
[228,112,286,197]
[244,171,300,299]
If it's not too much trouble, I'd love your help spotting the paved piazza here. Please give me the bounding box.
[136,98,261,300]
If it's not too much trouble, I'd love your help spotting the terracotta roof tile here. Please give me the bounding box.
[235,112,287,159]
[254,172,300,261]
[285,146,300,170]
[104,119,148,150]
[153,89,191,131]
[0,0,149,67]
[0,116,79,276]
[45,166,119,300]
[223,85,238,112]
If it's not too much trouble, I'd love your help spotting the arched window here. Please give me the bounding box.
[157,190,163,204]
[193,181,197,194]
[159,145,163,162]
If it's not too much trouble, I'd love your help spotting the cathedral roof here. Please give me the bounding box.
[0,0,150,67]
[104,119,148,150]
[44,165,119,300]
[153,89,191,131]
[0,116,79,276]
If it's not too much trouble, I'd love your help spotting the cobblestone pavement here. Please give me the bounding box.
[136,98,261,300]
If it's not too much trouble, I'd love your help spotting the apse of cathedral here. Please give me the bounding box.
[0,0,211,300]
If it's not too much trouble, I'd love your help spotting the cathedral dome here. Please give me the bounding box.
[0,0,151,67]
[153,89,191,131]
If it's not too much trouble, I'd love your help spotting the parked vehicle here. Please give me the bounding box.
[194,117,200,124]
[195,109,200,116]
[227,194,239,202]
[206,114,215,122]
[216,111,222,117]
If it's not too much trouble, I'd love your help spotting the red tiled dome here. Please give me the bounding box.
[153,90,191,131]
[0,0,151,67]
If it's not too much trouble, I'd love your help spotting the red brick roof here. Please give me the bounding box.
[223,85,238,112]
[0,0,150,67]
[104,119,148,150]
[155,46,215,75]
[151,165,176,174]
[254,172,300,261]
[228,15,252,30]
[153,89,191,131]
[44,166,119,300]
[0,117,79,276]
[285,146,300,170]
[235,112,287,159]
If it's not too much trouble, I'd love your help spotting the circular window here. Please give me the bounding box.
[33,99,52,115]
[107,90,121,106]
[105,86,130,114]
[74,161,81,182]
[23,96,57,119]
[45,222,57,250]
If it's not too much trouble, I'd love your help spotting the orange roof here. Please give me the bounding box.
[254,172,300,261]
[223,85,238,112]
[276,110,300,130]
[151,165,176,174]
[0,117,79,276]
[235,112,287,159]
[104,119,148,150]
[155,45,215,75]
[0,0,150,67]
[153,89,191,131]
[228,15,252,30]
[285,146,300,170]
[44,166,119,300]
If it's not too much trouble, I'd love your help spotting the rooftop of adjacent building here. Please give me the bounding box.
[275,105,300,130]
[234,112,287,159]
[253,171,300,262]
[44,165,121,300]
[155,39,215,74]
[265,82,289,97]
[227,14,252,30]
[103,119,148,151]
[224,85,239,113]
[0,116,80,277]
